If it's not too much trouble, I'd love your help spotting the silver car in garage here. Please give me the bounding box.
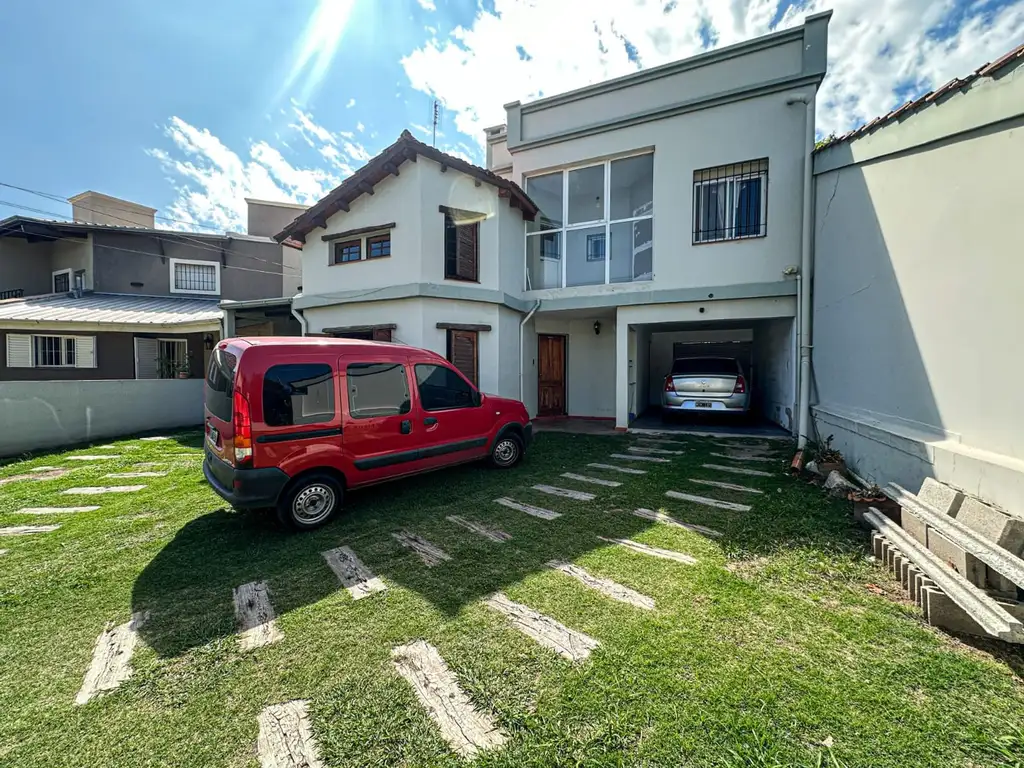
[661,357,749,416]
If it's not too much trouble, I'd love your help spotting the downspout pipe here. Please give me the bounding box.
[291,305,309,336]
[519,300,541,402]
[787,91,816,450]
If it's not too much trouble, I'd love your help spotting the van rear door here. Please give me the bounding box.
[204,343,240,464]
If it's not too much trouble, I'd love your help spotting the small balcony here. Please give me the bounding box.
[0,288,25,300]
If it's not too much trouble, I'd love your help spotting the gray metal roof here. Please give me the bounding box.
[0,292,222,325]
[0,215,275,244]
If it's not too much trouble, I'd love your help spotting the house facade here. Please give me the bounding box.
[282,12,832,431]
[0,191,288,381]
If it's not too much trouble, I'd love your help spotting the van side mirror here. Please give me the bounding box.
[472,390,482,407]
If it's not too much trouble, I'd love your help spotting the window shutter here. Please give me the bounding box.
[134,338,159,379]
[5,333,33,368]
[372,328,392,342]
[456,223,479,281]
[448,330,478,387]
[444,215,458,278]
[74,337,96,369]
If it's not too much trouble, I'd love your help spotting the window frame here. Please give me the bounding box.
[52,268,72,294]
[525,151,654,290]
[332,239,362,265]
[344,362,412,420]
[691,159,769,245]
[261,362,336,428]
[443,214,480,283]
[157,338,188,379]
[366,233,391,260]
[169,257,221,296]
[32,334,77,368]
[414,362,478,412]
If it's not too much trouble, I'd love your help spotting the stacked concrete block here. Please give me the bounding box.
[917,478,964,516]
[925,529,987,587]
[956,497,1024,556]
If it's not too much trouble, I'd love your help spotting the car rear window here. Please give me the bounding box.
[671,358,739,376]
[262,363,335,427]
[346,363,411,419]
[205,348,237,422]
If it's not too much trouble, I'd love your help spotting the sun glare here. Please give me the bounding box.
[279,0,355,102]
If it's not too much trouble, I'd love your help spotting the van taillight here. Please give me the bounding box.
[664,376,675,392]
[733,375,747,394]
[232,390,253,466]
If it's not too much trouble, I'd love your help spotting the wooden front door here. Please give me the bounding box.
[537,335,566,416]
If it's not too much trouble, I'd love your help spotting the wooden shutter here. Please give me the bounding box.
[372,328,392,342]
[455,222,479,281]
[5,333,33,368]
[447,330,478,387]
[134,338,159,379]
[74,337,96,369]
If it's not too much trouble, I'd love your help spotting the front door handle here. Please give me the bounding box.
[400,419,412,435]
[424,417,438,426]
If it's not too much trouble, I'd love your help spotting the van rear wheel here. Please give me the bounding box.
[277,473,343,531]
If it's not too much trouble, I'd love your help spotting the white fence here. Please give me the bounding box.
[0,379,204,457]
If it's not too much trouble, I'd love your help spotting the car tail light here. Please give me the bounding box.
[232,390,253,466]
[733,375,747,394]
[664,375,676,392]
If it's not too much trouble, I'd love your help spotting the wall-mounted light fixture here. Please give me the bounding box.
[203,333,215,350]
[593,320,601,335]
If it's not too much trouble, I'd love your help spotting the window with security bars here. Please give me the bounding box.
[692,158,768,244]
[173,261,218,293]
[33,335,76,367]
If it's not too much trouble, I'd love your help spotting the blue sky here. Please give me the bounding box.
[1,0,1021,232]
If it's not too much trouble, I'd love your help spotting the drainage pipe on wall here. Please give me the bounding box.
[291,305,309,336]
[519,300,541,402]
[786,91,816,450]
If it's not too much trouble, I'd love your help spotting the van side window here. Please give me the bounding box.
[205,348,237,422]
[346,363,411,418]
[414,364,476,411]
[263,363,335,427]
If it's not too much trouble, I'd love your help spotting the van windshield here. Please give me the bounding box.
[205,348,237,422]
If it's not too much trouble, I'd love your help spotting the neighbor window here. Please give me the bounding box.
[692,158,768,243]
[526,153,653,289]
[262,363,335,427]
[170,258,219,295]
[133,338,188,379]
[346,362,411,419]
[333,240,362,264]
[415,363,476,411]
[443,210,479,282]
[367,234,391,259]
[34,335,76,367]
[4,333,95,369]
[52,269,71,294]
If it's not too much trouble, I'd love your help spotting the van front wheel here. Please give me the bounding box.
[490,433,524,468]
[277,473,343,531]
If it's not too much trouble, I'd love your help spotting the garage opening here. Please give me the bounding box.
[630,319,795,434]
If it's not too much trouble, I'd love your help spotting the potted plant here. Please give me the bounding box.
[814,435,846,475]
[849,484,901,526]
[175,354,193,379]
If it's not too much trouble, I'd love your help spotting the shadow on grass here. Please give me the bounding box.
[132,432,865,657]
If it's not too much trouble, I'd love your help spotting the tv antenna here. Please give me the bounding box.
[431,99,442,146]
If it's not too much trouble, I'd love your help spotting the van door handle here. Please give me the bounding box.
[400,419,412,435]
[424,417,437,426]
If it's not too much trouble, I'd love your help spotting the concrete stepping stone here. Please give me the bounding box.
[635,438,687,447]
[392,640,507,758]
[546,560,655,610]
[597,535,697,564]
[16,506,99,515]
[0,468,70,486]
[446,515,511,543]
[628,446,685,456]
[233,581,283,650]
[494,497,560,520]
[392,531,451,567]
[713,441,772,450]
[27,466,62,472]
[257,700,324,768]
[610,453,669,463]
[67,455,119,461]
[632,508,723,538]
[484,592,599,662]
[665,490,752,512]
[710,452,776,463]
[321,546,387,600]
[702,463,773,478]
[133,462,167,469]
[561,472,621,488]
[75,611,149,705]
[689,478,763,495]
[532,484,595,501]
[63,485,145,495]
[587,463,646,475]
[139,436,171,441]
[105,471,168,479]
[1,525,61,536]
[0,549,7,556]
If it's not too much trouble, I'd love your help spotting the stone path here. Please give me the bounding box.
[139,436,171,441]
[560,473,621,488]
[321,546,387,600]
[392,531,452,567]
[587,463,646,475]
[0,468,70,486]
[609,453,669,463]
[632,508,723,538]
[494,497,560,520]
[596,536,697,564]
[627,446,685,456]
[546,561,655,610]
[702,463,773,478]
[67,455,119,461]
[0,525,60,536]
[75,611,149,705]
[709,452,776,463]
[256,700,324,768]
[665,490,752,513]
[392,640,507,758]
[635,438,687,447]
[688,478,763,495]
[485,592,599,662]
[62,485,146,495]
[105,471,168,479]
[446,515,511,543]
[233,581,284,650]
[532,485,595,501]
[16,506,100,515]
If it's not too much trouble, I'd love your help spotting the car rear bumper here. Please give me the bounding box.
[661,393,749,412]
[203,452,290,508]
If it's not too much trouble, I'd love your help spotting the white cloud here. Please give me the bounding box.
[401,0,1024,141]
[415,0,436,11]
[289,105,337,147]
[356,121,365,132]
[346,98,356,108]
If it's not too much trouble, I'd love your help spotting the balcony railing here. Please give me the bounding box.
[0,288,24,300]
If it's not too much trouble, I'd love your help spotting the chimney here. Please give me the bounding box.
[244,198,309,238]
[69,191,157,228]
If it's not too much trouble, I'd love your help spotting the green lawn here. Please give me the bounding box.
[1,430,1022,767]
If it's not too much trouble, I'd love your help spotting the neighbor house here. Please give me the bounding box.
[0,191,289,381]
[278,12,833,433]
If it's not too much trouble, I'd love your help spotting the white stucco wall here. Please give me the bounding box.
[51,237,94,290]
[531,315,617,419]
[754,318,794,431]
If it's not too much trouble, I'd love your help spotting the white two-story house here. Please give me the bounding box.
[279,10,831,432]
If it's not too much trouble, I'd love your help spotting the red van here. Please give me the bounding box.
[203,337,532,530]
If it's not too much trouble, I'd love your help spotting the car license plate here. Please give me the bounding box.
[207,426,219,445]
[695,401,713,409]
